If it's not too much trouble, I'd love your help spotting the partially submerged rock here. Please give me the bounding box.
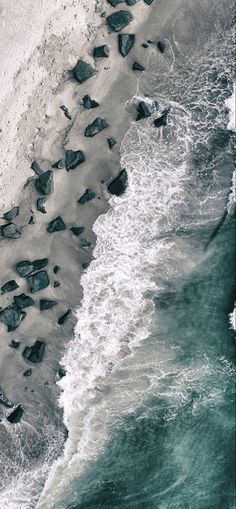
[0,304,26,331]
[40,299,57,311]
[133,61,145,71]
[106,10,133,32]
[107,137,117,149]
[31,160,44,175]
[23,369,32,377]
[53,281,60,288]
[70,226,85,237]
[82,95,99,109]
[72,59,97,84]
[16,258,48,277]
[60,105,72,120]
[3,206,19,221]
[57,367,66,379]
[1,223,21,239]
[144,0,154,4]
[65,149,85,171]
[85,118,109,137]
[157,40,165,53]
[35,170,54,195]
[108,169,128,196]
[118,34,135,57]
[47,216,66,233]
[27,271,50,293]
[53,265,60,274]
[80,238,91,248]
[7,405,24,424]
[0,391,14,408]
[9,340,20,349]
[37,197,47,214]
[107,0,124,6]
[93,44,110,58]
[14,294,35,309]
[22,340,45,363]
[154,108,169,128]
[58,309,71,325]
[78,189,96,204]
[1,280,19,294]
[52,159,64,169]
[136,101,151,120]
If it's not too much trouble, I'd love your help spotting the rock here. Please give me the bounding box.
[78,189,96,204]
[65,149,85,171]
[72,59,97,84]
[7,405,24,424]
[136,101,151,120]
[70,226,85,237]
[142,42,149,48]
[22,340,46,363]
[144,0,154,4]
[1,223,21,239]
[82,262,90,269]
[82,95,99,109]
[31,160,44,175]
[14,294,35,309]
[16,258,48,277]
[53,281,60,288]
[37,197,47,214]
[58,309,71,325]
[107,137,117,149]
[0,391,14,408]
[29,258,48,272]
[57,367,66,379]
[154,108,169,128]
[126,0,137,4]
[28,215,35,224]
[60,105,72,120]
[52,159,64,169]
[0,304,26,331]
[53,265,60,274]
[9,340,20,349]
[40,299,57,311]
[157,40,165,53]
[23,369,32,377]
[85,118,109,137]
[106,10,133,32]
[3,206,19,221]
[108,169,128,196]
[93,44,110,58]
[80,238,91,248]
[107,0,124,6]
[35,170,54,195]
[133,61,145,71]
[118,33,135,57]
[27,271,50,293]
[1,280,19,294]
[47,216,66,233]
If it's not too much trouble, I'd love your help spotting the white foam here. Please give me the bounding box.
[225,82,236,131]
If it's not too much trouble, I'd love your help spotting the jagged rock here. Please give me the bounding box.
[65,149,85,171]
[57,367,66,379]
[31,160,44,175]
[136,101,151,120]
[7,405,24,424]
[1,280,19,294]
[107,137,117,149]
[40,299,57,311]
[23,369,32,377]
[0,391,14,408]
[9,340,20,349]
[107,0,124,6]
[14,294,34,309]
[58,309,71,325]
[35,170,54,195]
[47,216,66,233]
[133,61,145,71]
[27,271,50,294]
[53,265,60,274]
[85,118,109,137]
[70,227,85,237]
[60,105,72,120]
[37,197,47,214]
[28,215,35,224]
[3,206,19,221]
[1,223,21,239]
[52,159,64,169]
[108,169,128,196]
[53,281,60,288]
[80,239,91,248]
[144,0,154,4]
[22,340,45,363]
[82,95,99,109]
[93,45,110,58]
[16,258,48,277]
[78,189,96,204]
[154,108,169,128]
[118,33,135,57]
[106,10,133,32]
[157,40,165,53]
[72,59,97,84]
[0,304,26,331]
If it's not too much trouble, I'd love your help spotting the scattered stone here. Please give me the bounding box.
[93,44,110,58]
[78,189,96,204]
[85,117,109,137]
[16,258,48,277]
[23,369,32,377]
[22,340,46,363]
[107,0,124,6]
[106,10,133,32]
[0,391,14,408]
[14,294,35,309]
[31,160,44,175]
[118,33,135,57]
[65,149,85,171]
[107,137,117,149]
[58,309,71,325]
[0,304,26,332]
[57,367,66,379]
[144,0,154,4]
[82,95,99,109]
[1,223,21,239]
[60,105,72,120]
[35,170,54,195]
[53,265,60,274]
[9,340,20,349]
[40,299,57,311]
[1,280,19,294]
[52,159,64,169]
[108,169,128,196]
[133,61,145,71]
[142,43,149,48]
[3,206,19,221]
[27,271,50,294]
[7,405,24,424]
[136,101,151,120]
[28,215,35,224]
[47,216,66,233]
[53,281,60,288]
[37,197,47,214]
[157,40,165,53]
[154,108,169,128]
[70,226,85,237]
[147,39,154,44]
[72,59,97,84]
[80,238,91,248]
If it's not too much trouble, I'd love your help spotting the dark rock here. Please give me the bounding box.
[40,299,57,311]
[29,258,49,272]
[157,40,165,53]
[82,95,99,109]
[28,215,35,224]
[57,367,66,379]
[93,45,110,58]
[82,262,90,269]
[52,159,64,169]
[1,280,19,294]
[9,340,20,349]
[60,105,72,120]
[14,294,35,309]
[53,281,60,288]
[106,10,133,32]
[35,170,54,195]
[107,0,124,6]
[142,43,149,48]
[85,117,109,137]
[31,160,44,175]
[154,108,169,128]
[53,265,60,274]
[58,309,71,325]
[78,189,96,204]
[27,271,50,293]
[22,340,45,363]
[7,405,24,424]
[1,223,21,239]
[0,391,14,408]
[23,369,32,377]
[70,226,85,237]
[65,149,85,171]
[133,61,145,71]
[144,0,154,4]
[136,101,151,120]
[80,238,91,248]
[101,11,106,17]
[47,216,66,233]
[72,59,97,84]
[108,169,128,196]
[3,206,19,221]
[126,0,137,4]
[0,304,26,332]
[118,33,135,57]
[37,197,47,214]
[107,137,117,149]
[16,258,48,277]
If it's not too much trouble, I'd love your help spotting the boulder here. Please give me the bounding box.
[72,59,97,84]
[78,189,96,204]
[7,405,24,424]
[107,137,117,149]
[1,280,19,294]
[57,367,66,379]
[82,262,90,269]
[22,340,45,363]
[16,258,48,277]
[82,95,99,109]
[65,149,85,171]
[85,117,109,137]
[80,239,91,248]
[133,61,145,71]
[142,42,149,48]
[154,108,169,128]
[35,170,54,195]
[126,0,137,4]
[52,159,64,169]
[0,304,26,331]
[58,309,71,325]
[31,160,44,175]
[118,33,135,56]
[0,391,14,408]
[93,45,110,58]
[106,10,133,32]
[27,271,50,293]
[53,265,60,274]
[60,105,72,120]
[37,197,47,214]
[9,340,20,349]
[40,299,57,311]
[53,281,60,288]
[144,0,154,4]
[136,101,151,120]
[28,215,35,224]
[107,0,124,6]
[1,223,21,239]
[23,369,32,377]
[70,226,85,237]
[3,206,19,221]
[47,216,66,233]
[157,40,165,53]
[14,294,35,309]
[108,169,128,196]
